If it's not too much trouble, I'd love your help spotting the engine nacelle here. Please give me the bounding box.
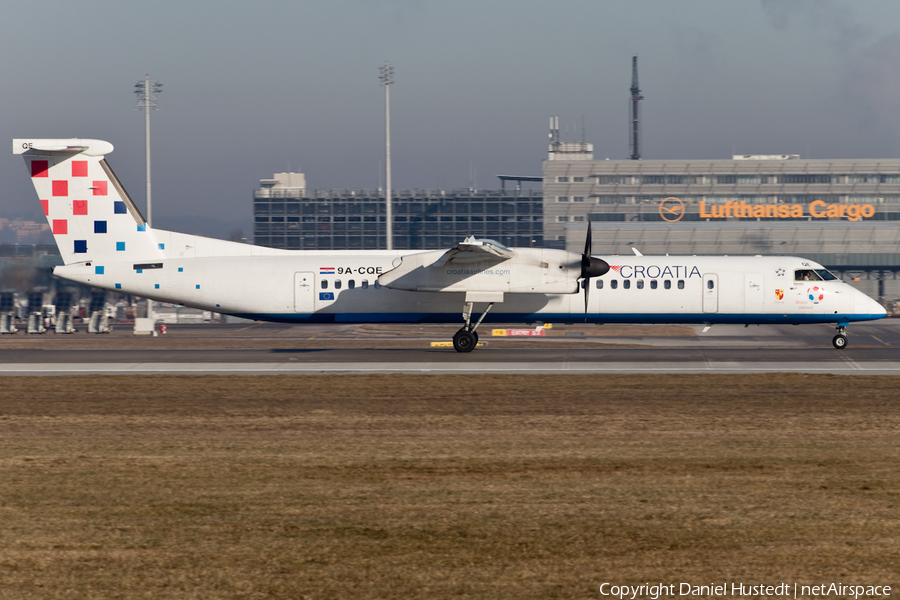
[377,247,582,294]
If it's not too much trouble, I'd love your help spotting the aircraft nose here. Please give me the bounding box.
[856,290,886,318]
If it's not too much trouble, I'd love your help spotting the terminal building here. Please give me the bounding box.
[543,147,900,299]
[252,132,900,301]
[253,173,543,250]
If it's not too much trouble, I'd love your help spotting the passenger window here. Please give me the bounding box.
[664,280,671,290]
[623,280,631,290]
[650,280,658,290]
[321,280,328,289]
[334,279,342,290]
[677,280,685,289]
[636,280,644,289]
[707,279,715,290]
[374,281,381,289]
[348,280,355,289]
[595,279,603,289]
[611,280,618,289]
[362,280,369,289]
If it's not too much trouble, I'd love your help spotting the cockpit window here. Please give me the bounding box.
[815,269,837,281]
[794,269,821,282]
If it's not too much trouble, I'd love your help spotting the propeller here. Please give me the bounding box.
[580,220,610,312]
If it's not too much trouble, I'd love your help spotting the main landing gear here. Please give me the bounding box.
[452,301,494,353]
[832,325,848,350]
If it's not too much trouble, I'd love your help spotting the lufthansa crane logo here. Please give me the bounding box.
[659,197,685,222]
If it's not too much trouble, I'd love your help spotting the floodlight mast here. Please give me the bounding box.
[134,75,162,224]
[134,75,162,329]
[379,63,394,251]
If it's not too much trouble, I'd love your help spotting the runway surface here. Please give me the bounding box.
[1,321,899,374]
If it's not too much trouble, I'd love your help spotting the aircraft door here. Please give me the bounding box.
[294,272,314,313]
[745,272,764,313]
[702,273,718,313]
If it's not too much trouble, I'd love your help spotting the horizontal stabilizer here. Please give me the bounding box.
[14,139,114,157]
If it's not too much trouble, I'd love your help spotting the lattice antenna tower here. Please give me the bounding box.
[629,56,643,160]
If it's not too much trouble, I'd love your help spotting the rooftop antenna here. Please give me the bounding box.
[549,116,560,148]
[629,56,643,160]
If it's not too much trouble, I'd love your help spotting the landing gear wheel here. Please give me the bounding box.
[832,334,848,350]
[472,331,479,344]
[452,329,477,353]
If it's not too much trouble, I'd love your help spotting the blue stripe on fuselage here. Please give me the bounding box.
[228,312,886,325]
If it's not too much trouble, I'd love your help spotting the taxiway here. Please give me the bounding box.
[0,321,898,375]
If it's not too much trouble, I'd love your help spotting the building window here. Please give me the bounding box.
[573,216,585,222]
[594,175,631,184]
[573,196,585,202]
[557,215,569,222]
[557,176,569,183]
[557,196,569,202]
[782,174,833,184]
[573,176,584,182]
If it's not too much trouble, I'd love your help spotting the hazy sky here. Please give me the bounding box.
[2,0,900,238]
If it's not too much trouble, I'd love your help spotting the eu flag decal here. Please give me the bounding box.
[319,292,335,301]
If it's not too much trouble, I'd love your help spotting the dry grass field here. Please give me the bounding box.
[1,374,899,599]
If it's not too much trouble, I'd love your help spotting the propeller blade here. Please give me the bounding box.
[584,279,590,313]
[584,219,592,257]
[582,221,591,313]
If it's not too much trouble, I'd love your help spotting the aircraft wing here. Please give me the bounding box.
[378,237,581,294]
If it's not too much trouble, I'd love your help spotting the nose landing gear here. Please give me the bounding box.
[832,325,848,350]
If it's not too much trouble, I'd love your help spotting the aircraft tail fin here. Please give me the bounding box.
[13,139,163,266]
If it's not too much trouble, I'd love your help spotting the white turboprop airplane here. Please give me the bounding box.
[14,138,886,351]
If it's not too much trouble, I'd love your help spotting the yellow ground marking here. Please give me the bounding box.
[871,335,890,346]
